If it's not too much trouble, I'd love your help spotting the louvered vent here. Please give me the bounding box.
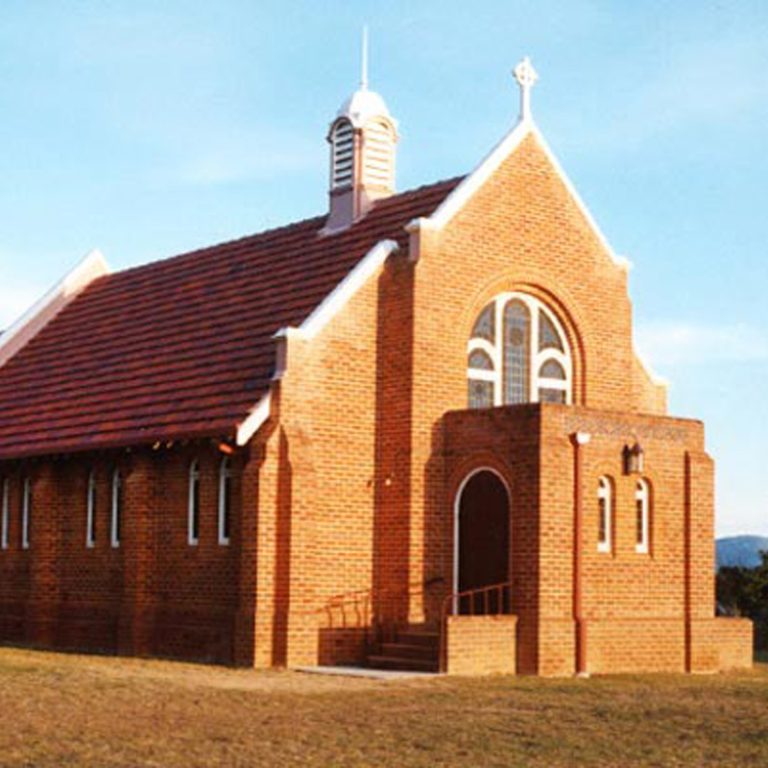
[363,120,394,188]
[331,120,355,189]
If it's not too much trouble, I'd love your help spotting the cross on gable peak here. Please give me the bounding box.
[513,56,538,122]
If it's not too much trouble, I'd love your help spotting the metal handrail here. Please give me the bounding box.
[302,577,446,652]
[439,580,514,672]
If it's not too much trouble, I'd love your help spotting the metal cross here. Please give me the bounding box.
[513,56,538,121]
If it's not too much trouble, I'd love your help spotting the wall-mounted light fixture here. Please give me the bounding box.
[623,442,644,475]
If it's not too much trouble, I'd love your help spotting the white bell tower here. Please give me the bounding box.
[325,28,399,232]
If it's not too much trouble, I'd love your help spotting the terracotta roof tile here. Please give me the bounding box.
[0,177,462,459]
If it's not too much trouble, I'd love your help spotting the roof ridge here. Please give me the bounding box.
[103,175,466,282]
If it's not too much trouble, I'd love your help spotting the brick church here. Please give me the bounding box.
[0,56,752,675]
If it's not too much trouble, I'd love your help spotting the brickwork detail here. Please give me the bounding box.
[446,616,517,675]
[0,127,747,676]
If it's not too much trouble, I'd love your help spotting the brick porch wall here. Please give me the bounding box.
[445,615,517,675]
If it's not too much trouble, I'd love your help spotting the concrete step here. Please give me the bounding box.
[367,654,439,673]
[395,630,439,648]
[380,642,437,661]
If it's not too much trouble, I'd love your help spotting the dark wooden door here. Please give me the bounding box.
[458,471,510,613]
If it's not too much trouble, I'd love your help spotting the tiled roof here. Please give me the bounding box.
[0,177,462,459]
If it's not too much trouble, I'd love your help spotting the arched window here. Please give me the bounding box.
[1,478,9,550]
[635,479,650,554]
[86,470,97,548]
[21,477,31,550]
[597,476,613,553]
[218,457,232,546]
[111,469,122,549]
[467,293,572,408]
[188,460,200,546]
[503,300,530,404]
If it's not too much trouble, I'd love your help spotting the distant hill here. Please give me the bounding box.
[716,536,768,570]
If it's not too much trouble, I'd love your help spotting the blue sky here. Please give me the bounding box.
[1,1,766,536]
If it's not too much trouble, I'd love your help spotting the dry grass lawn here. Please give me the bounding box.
[0,646,766,767]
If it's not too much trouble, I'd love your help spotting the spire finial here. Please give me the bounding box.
[360,25,369,91]
[513,56,538,121]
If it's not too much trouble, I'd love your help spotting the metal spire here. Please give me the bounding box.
[361,25,369,90]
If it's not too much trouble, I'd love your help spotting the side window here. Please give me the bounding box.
[86,470,97,548]
[188,460,200,546]
[635,479,651,554]
[1,478,9,550]
[597,476,613,553]
[111,469,122,549]
[21,477,31,550]
[218,457,231,546]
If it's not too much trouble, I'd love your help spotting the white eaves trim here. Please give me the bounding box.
[236,238,400,446]
[0,248,109,369]
[408,116,630,272]
[236,392,272,447]
[529,124,630,271]
[279,238,399,341]
[417,117,532,232]
[633,344,669,388]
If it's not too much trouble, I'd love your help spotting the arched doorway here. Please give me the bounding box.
[455,469,510,612]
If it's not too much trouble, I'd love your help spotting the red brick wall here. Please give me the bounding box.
[242,130,736,673]
[689,618,753,672]
[438,404,740,675]
[446,615,517,675]
[0,126,739,676]
[0,444,243,663]
[405,134,663,625]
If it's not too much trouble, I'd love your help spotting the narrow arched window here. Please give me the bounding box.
[111,469,122,549]
[635,479,650,554]
[188,460,200,546]
[504,300,531,404]
[1,478,9,550]
[86,471,97,548]
[218,457,232,546]
[468,293,572,409]
[597,476,613,553]
[21,477,31,550]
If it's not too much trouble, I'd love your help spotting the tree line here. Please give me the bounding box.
[717,550,768,649]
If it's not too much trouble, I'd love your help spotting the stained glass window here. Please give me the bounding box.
[503,301,530,404]
[467,293,572,409]
[538,387,566,404]
[468,349,493,371]
[468,379,494,409]
[539,360,566,380]
[539,310,564,352]
[471,304,495,343]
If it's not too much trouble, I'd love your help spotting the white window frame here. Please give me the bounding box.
[110,469,121,549]
[635,478,650,554]
[188,460,200,546]
[467,292,572,407]
[218,457,231,546]
[1,478,9,550]
[21,477,31,550]
[597,476,612,553]
[86,471,97,549]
